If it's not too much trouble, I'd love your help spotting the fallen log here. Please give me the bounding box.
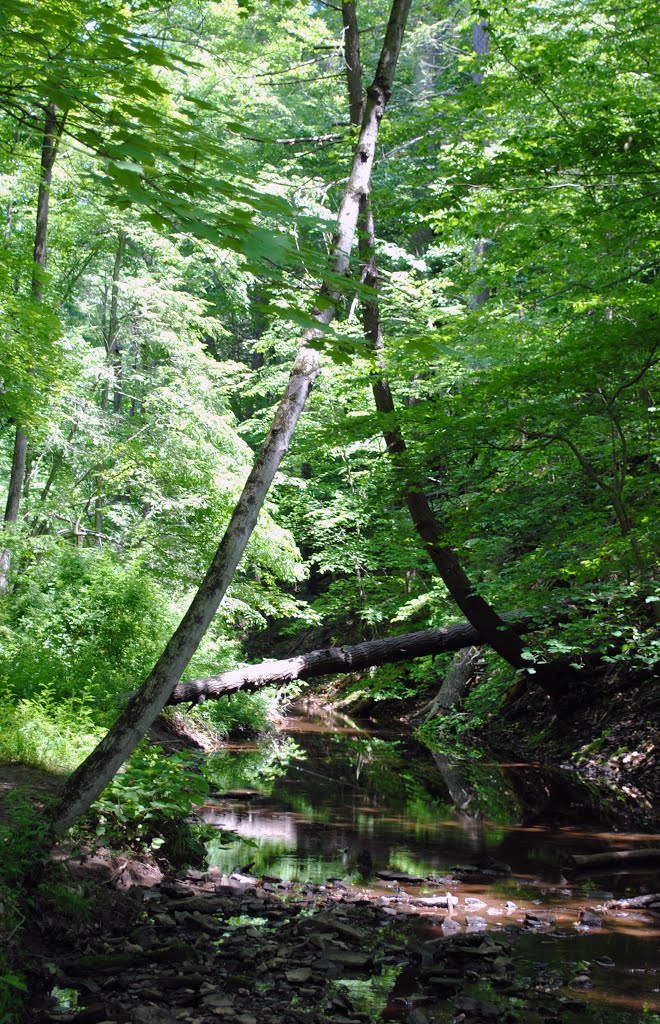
[168,613,531,706]
[569,848,660,869]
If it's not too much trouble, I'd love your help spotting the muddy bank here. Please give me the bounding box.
[323,656,660,818]
[470,668,660,817]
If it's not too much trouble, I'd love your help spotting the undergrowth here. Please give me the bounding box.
[0,688,104,773]
[76,743,216,866]
[416,655,516,751]
[0,792,50,1023]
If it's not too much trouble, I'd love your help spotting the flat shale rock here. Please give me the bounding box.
[132,1007,178,1024]
[376,870,425,884]
[416,894,458,909]
[285,967,313,983]
[322,949,372,968]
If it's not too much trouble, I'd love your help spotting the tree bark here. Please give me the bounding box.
[342,1,364,126]
[167,615,530,705]
[3,428,27,525]
[47,0,414,838]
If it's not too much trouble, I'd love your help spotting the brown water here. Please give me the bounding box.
[201,709,660,1018]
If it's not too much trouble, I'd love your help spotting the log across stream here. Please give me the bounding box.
[199,707,660,1018]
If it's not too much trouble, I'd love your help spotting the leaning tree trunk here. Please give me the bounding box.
[166,616,529,705]
[416,646,481,722]
[1,104,64,590]
[358,206,582,696]
[47,0,414,837]
[358,201,528,670]
[355,201,527,665]
[335,3,530,673]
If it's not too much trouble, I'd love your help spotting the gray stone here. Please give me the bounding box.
[285,968,312,984]
[202,993,235,1009]
[578,909,602,928]
[324,950,371,967]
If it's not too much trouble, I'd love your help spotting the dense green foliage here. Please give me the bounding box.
[0,0,657,809]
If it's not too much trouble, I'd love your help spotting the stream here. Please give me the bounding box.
[200,706,660,1021]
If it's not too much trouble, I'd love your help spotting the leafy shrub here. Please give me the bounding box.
[83,744,213,865]
[0,546,173,717]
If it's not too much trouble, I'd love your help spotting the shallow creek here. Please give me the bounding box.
[200,708,660,1019]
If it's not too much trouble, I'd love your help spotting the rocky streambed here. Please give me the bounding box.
[27,856,660,1024]
[12,708,660,1024]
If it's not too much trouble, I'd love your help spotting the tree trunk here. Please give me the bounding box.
[101,230,127,413]
[1,104,63,589]
[342,0,364,126]
[47,0,414,838]
[0,428,28,588]
[416,646,481,722]
[358,198,529,671]
[336,4,530,674]
[3,428,27,526]
[166,616,530,705]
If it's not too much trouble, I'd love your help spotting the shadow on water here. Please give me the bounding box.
[201,708,660,1015]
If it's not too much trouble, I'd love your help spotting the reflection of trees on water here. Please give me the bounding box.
[432,752,481,818]
[205,736,304,796]
[201,717,647,885]
[202,725,503,878]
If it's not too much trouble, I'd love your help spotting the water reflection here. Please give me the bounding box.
[201,710,660,1012]
[203,714,660,888]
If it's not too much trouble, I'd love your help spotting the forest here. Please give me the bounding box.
[0,0,658,1021]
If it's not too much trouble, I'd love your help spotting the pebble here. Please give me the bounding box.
[464,897,488,911]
